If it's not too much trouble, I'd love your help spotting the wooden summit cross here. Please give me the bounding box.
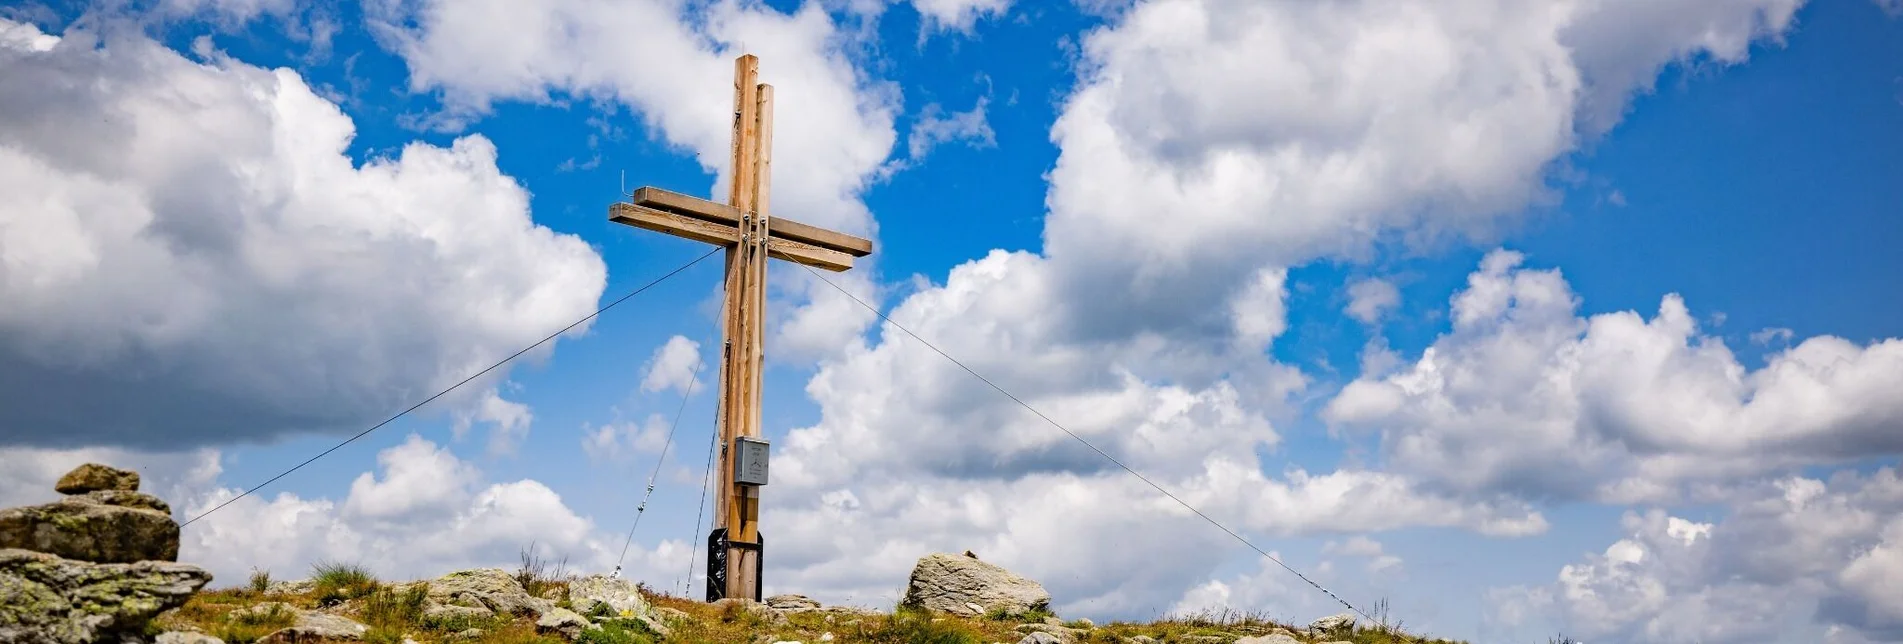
[608,54,873,602]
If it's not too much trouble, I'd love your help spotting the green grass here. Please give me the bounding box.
[214,603,296,644]
[247,569,272,594]
[575,619,659,644]
[311,560,380,606]
[982,605,1055,623]
[852,608,982,644]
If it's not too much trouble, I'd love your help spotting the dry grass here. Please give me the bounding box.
[155,573,1469,644]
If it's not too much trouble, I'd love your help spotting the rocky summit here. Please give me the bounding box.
[0,464,210,644]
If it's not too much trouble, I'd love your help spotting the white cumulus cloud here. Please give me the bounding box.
[0,19,605,450]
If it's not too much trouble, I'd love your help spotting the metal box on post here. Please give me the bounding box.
[734,436,770,486]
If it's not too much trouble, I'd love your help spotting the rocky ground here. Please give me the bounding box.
[0,464,1469,644]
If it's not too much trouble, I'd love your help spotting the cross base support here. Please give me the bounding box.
[705,528,764,603]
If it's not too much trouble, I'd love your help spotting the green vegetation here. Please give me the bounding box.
[153,567,1472,644]
[516,542,570,599]
[311,560,379,606]
[576,619,658,644]
[213,603,296,644]
[852,608,981,644]
[247,568,272,594]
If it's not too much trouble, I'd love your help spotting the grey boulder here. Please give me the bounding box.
[0,548,211,644]
[0,494,180,564]
[899,552,1051,618]
[426,568,542,617]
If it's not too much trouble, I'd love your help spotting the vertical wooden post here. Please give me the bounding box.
[716,54,762,602]
[728,81,774,599]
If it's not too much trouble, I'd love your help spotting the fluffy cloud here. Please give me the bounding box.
[369,0,894,240]
[640,336,704,396]
[902,97,996,166]
[0,20,605,449]
[1495,469,1903,643]
[177,434,689,587]
[369,0,897,365]
[759,0,1811,620]
[0,445,222,509]
[582,414,674,462]
[1325,250,1903,505]
[1345,278,1401,325]
[909,0,1012,32]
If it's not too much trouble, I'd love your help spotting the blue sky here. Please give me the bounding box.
[2,1,1902,643]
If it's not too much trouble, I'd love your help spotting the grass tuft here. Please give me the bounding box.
[215,603,296,644]
[311,560,379,606]
[247,568,272,594]
[516,541,570,599]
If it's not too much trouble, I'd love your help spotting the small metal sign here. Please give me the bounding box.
[734,436,770,486]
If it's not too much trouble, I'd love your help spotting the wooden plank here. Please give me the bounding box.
[772,217,873,258]
[632,186,874,258]
[767,237,853,271]
[607,203,737,247]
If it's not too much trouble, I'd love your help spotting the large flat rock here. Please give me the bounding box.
[0,495,180,563]
[0,548,211,644]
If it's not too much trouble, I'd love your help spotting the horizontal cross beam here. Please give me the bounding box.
[609,202,859,272]
[631,187,873,257]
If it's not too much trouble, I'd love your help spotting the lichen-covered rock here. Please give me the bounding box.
[263,580,316,595]
[422,601,493,623]
[260,611,369,642]
[899,552,1051,618]
[1017,633,1064,644]
[77,490,172,515]
[567,575,654,619]
[157,631,226,644]
[568,575,672,636]
[765,594,822,612]
[0,495,180,563]
[534,607,592,641]
[426,569,540,617]
[0,547,211,644]
[1236,635,1301,644]
[54,464,141,495]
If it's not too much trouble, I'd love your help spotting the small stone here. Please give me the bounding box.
[1073,618,1093,628]
[55,463,141,494]
[423,601,494,623]
[1043,616,1063,626]
[261,611,369,642]
[568,574,656,619]
[453,628,485,640]
[766,593,823,611]
[536,607,591,640]
[1309,612,1357,633]
[1235,635,1301,644]
[427,568,540,617]
[819,633,835,642]
[156,633,224,644]
[1018,634,1064,644]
